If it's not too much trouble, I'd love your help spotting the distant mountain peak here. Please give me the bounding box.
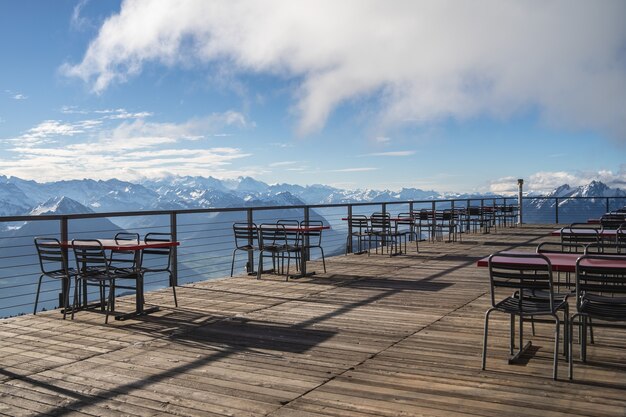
[29,196,93,216]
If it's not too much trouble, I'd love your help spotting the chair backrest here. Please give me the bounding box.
[370,212,391,232]
[142,233,173,271]
[34,237,68,275]
[233,223,257,248]
[258,224,287,248]
[536,241,585,254]
[561,223,601,246]
[575,254,626,310]
[109,232,139,268]
[350,215,370,230]
[585,242,625,255]
[277,219,300,245]
[72,239,109,275]
[600,214,626,229]
[300,220,323,246]
[488,252,554,311]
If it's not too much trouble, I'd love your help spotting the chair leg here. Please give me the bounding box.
[169,273,178,307]
[71,278,80,320]
[553,314,560,380]
[230,249,237,276]
[319,246,326,273]
[257,251,264,280]
[34,275,44,315]
[569,314,577,380]
[482,309,494,370]
[61,278,70,320]
[105,279,115,324]
[510,314,515,355]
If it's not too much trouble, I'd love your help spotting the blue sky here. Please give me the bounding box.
[0,0,625,194]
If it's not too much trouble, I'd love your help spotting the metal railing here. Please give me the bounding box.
[0,195,624,318]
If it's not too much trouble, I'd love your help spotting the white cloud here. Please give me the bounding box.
[488,168,626,195]
[332,167,378,172]
[0,111,252,181]
[269,161,299,167]
[360,151,415,157]
[62,0,626,140]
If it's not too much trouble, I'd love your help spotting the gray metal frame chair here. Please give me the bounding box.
[231,223,258,276]
[257,224,298,280]
[345,215,371,254]
[71,239,129,323]
[140,233,178,307]
[369,212,403,256]
[482,252,569,380]
[277,219,302,273]
[34,237,74,319]
[108,232,140,275]
[300,220,326,273]
[569,254,626,379]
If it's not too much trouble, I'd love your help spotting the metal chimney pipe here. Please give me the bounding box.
[517,179,524,225]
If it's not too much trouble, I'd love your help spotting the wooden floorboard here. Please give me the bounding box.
[1,224,625,416]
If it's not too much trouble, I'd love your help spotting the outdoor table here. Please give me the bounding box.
[256,224,329,278]
[550,228,618,238]
[60,238,180,320]
[476,251,582,273]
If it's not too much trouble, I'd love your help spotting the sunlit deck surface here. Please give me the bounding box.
[2,224,626,416]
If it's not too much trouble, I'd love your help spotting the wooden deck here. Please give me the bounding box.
[1,225,625,416]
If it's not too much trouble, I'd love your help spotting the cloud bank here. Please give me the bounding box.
[0,111,252,181]
[63,0,626,139]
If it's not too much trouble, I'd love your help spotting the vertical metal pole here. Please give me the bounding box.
[554,197,559,224]
[347,204,353,254]
[60,217,69,308]
[517,179,524,225]
[606,197,610,213]
[431,201,436,241]
[170,212,178,286]
[303,206,310,261]
[247,208,254,273]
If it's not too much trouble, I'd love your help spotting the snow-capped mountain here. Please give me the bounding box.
[525,180,626,223]
[29,196,95,216]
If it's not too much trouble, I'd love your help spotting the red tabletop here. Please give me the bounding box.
[476,251,581,272]
[550,228,617,237]
[60,239,179,251]
[476,250,626,273]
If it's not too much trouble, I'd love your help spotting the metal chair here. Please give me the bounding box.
[396,213,418,252]
[369,212,403,256]
[71,239,127,323]
[560,223,601,248]
[140,233,178,307]
[345,215,371,254]
[231,223,258,276]
[108,232,140,274]
[482,252,569,380]
[569,254,626,379]
[257,224,298,280]
[277,219,302,272]
[34,237,74,319]
[300,220,326,273]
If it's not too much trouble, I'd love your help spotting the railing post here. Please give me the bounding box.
[247,208,254,273]
[517,179,524,225]
[60,216,69,308]
[347,204,353,254]
[431,201,436,240]
[555,198,559,224]
[304,206,310,261]
[170,212,178,286]
[606,197,610,213]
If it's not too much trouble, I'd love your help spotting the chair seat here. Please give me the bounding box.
[579,296,626,320]
[43,268,77,279]
[495,296,567,316]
